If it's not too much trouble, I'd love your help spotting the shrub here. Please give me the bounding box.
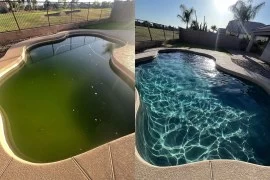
[0,6,8,14]
[240,38,250,51]
[24,5,32,11]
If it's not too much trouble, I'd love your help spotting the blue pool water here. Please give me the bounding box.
[135,52,270,166]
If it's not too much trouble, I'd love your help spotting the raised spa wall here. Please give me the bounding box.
[0,30,135,180]
[135,47,270,180]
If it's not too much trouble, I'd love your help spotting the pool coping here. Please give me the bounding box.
[135,47,270,179]
[0,29,135,179]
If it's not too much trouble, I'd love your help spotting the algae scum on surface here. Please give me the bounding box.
[0,36,134,163]
[136,52,270,166]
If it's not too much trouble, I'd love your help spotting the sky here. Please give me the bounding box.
[75,0,114,1]
[136,0,270,29]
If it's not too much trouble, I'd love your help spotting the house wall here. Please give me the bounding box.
[179,28,241,50]
[260,41,270,63]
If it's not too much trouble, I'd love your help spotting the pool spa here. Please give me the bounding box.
[136,51,270,166]
[0,35,134,163]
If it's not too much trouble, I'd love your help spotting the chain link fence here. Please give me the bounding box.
[0,1,112,32]
[135,19,179,42]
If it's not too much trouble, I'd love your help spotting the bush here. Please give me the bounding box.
[24,5,32,11]
[240,38,250,51]
[0,6,8,14]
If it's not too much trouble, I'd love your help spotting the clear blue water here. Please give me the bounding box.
[135,52,270,166]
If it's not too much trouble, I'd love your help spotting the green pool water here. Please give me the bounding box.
[0,36,134,163]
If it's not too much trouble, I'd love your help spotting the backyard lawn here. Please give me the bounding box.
[84,21,134,30]
[0,8,111,32]
[136,26,179,41]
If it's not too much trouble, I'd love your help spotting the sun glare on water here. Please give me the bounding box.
[214,0,238,13]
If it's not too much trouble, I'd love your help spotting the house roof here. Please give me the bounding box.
[253,25,270,34]
[226,20,265,35]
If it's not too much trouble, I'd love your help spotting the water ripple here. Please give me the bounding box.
[136,52,270,166]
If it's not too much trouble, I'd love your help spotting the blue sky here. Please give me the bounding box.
[136,0,270,28]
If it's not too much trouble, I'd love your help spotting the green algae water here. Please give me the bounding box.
[0,36,134,163]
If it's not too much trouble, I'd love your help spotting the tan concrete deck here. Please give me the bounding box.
[135,51,157,64]
[229,50,270,79]
[112,44,135,83]
[0,134,134,180]
[0,30,135,179]
[135,47,270,180]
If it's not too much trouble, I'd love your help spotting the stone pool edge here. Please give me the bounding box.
[135,47,270,179]
[0,29,134,168]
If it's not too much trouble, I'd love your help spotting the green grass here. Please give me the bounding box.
[84,21,134,30]
[136,26,178,41]
[0,8,111,32]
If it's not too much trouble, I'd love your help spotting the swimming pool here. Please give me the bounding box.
[0,36,134,163]
[136,52,270,166]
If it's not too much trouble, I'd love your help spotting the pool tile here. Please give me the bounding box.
[109,133,134,180]
[74,144,113,180]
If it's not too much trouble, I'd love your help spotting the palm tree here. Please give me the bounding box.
[211,25,217,33]
[229,0,265,22]
[229,0,265,37]
[177,4,194,29]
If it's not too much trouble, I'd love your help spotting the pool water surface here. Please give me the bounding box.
[0,36,134,163]
[136,52,270,166]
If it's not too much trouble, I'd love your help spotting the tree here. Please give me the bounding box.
[71,0,79,9]
[190,18,208,32]
[152,23,162,29]
[229,0,265,37]
[177,4,194,29]
[101,1,112,8]
[32,0,37,10]
[63,0,67,9]
[211,25,217,33]
[142,21,151,27]
[190,20,199,30]
[25,0,32,11]
[92,1,101,8]
[44,0,51,9]
[229,0,265,22]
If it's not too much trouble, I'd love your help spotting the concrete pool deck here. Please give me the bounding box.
[135,47,270,180]
[0,30,135,179]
